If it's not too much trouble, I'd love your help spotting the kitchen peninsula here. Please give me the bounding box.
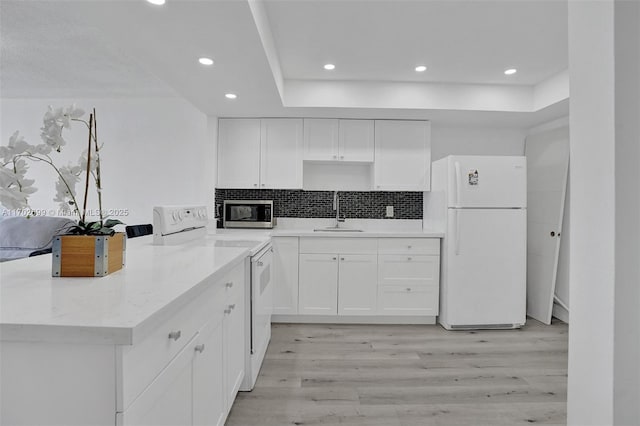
[0,236,251,426]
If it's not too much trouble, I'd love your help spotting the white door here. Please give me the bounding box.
[445,156,527,208]
[374,120,431,191]
[260,119,303,189]
[444,208,526,327]
[525,127,569,324]
[217,119,261,189]
[193,320,225,426]
[272,237,299,315]
[119,337,195,426]
[337,254,377,315]
[298,254,338,315]
[303,118,339,161]
[223,291,244,410]
[339,120,374,162]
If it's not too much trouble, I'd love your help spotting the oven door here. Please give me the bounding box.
[251,245,273,355]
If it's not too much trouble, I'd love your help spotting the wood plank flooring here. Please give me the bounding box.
[226,319,568,426]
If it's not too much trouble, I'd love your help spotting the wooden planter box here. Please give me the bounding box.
[52,233,126,277]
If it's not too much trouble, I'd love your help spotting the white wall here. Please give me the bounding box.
[613,0,640,423]
[430,126,526,161]
[568,0,640,424]
[1,97,211,227]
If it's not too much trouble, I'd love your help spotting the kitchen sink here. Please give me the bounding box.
[313,227,363,232]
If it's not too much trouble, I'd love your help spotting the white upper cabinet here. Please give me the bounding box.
[374,120,431,191]
[339,119,374,162]
[217,119,261,189]
[260,119,304,189]
[303,119,339,161]
[217,118,303,189]
[303,119,374,162]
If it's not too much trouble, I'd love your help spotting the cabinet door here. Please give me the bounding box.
[339,120,374,162]
[260,119,303,189]
[338,254,377,315]
[272,237,299,315]
[217,119,261,189]
[193,320,225,426]
[223,291,245,410]
[303,118,339,161]
[374,120,431,191]
[119,336,195,426]
[298,254,338,315]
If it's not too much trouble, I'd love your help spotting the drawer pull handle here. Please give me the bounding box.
[408,245,412,249]
[332,257,337,260]
[224,304,236,314]
[406,288,412,292]
[194,344,206,353]
[168,330,182,341]
[224,308,231,314]
[230,304,236,310]
[257,261,263,267]
[225,282,234,288]
[340,257,345,261]
[407,257,412,261]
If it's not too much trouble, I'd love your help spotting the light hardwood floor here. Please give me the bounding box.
[227,320,568,426]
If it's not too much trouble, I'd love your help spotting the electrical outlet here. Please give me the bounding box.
[386,206,394,218]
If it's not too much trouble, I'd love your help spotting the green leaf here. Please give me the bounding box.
[103,219,124,228]
[88,221,102,230]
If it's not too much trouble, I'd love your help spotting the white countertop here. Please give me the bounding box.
[0,236,251,345]
[271,229,444,238]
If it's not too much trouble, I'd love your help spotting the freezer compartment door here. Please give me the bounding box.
[444,208,526,327]
[446,156,526,208]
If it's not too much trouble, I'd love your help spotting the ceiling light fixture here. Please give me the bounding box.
[323,64,335,70]
[198,57,214,66]
[225,93,237,99]
[504,68,517,75]
[415,65,427,72]
[146,0,166,5]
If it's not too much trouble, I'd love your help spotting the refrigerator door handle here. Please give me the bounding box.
[454,161,461,206]
[454,209,461,255]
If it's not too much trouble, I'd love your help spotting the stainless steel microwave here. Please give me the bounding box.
[223,200,274,229]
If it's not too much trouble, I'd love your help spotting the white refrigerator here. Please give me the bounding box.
[425,155,527,330]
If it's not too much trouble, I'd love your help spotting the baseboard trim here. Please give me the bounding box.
[272,315,436,325]
[552,304,569,323]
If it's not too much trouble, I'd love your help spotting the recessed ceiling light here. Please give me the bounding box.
[504,68,517,75]
[146,0,165,5]
[225,93,237,99]
[323,64,335,70]
[415,65,427,72]
[199,57,214,66]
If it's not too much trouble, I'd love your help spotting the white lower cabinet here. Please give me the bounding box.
[272,237,300,315]
[223,288,245,410]
[338,254,378,315]
[193,319,225,426]
[298,253,339,315]
[291,237,440,319]
[118,262,245,426]
[119,335,196,426]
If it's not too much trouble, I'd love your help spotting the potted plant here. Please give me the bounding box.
[0,105,125,277]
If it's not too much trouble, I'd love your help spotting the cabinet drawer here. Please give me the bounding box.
[378,255,440,286]
[378,238,440,255]
[299,237,377,254]
[377,285,439,316]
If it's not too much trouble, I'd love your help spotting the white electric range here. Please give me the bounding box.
[153,206,273,391]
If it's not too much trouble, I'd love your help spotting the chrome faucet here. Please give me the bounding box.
[333,191,345,227]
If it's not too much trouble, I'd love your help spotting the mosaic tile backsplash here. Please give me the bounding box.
[215,189,423,219]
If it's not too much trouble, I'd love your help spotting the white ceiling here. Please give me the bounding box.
[265,0,568,85]
[0,0,569,128]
